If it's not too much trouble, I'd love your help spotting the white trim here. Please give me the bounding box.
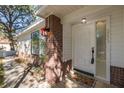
[106,16,111,82]
[71,16,111,82]
[16,19,44,38]
[71,24,74,70]
[35,5,48,18]
[95,76,110,84]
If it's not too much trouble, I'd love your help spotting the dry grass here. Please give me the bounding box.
[15,58,24,64]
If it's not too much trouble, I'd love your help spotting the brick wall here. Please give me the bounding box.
[110,66,124,87]
[63,59,72,77]
[44,15,63,84]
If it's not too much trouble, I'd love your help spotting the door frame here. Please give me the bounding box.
[94,16,111,82]
[71,16,111,82]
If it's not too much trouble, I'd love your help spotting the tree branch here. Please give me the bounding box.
[0,21,9,32]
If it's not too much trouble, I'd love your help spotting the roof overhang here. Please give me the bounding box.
[36,5,84,18]
[15,19,45,38]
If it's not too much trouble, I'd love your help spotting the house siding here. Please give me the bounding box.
[17,20,45,57]
[110,9,124,68]
[63,23,72,61]
[62,6,124,87]
[110,9,124,87]
[17,32,31,56]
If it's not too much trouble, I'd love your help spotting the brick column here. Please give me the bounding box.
[110,66,124,87]
[44,15,63,84]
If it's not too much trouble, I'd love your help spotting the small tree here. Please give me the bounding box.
[0,5,35,50]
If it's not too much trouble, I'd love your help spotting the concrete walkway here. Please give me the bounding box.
[18,71,87,88]
[1,57,25,87]
[0,57,117,88]
[1,57,88,88]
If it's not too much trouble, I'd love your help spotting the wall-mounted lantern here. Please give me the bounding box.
[81,17,87,24]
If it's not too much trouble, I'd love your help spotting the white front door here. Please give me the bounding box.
[72,23,95,74]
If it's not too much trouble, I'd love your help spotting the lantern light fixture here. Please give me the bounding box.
[81,17,87,24]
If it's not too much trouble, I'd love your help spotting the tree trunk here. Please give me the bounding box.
[10,41,15,51]
[8,33,15,51]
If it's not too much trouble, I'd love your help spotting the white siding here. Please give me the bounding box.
[110,9,124,68]
[62,6,124,68]
[17,32,31,55]
[17,20,45,56]
[63,24,72,61]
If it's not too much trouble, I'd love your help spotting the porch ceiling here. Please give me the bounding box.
[36,5,84,18]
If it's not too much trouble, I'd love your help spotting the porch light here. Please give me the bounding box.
[81,17,87,24]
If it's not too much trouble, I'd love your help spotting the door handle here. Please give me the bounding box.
[91,47,94,64]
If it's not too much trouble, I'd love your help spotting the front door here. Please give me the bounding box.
[72,23,95,75]
[72,17,110,81]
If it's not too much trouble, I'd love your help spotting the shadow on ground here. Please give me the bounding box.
[0,58,4,87]
[1,57,26,88]
[14,65,32,88]
[0,64,4,87]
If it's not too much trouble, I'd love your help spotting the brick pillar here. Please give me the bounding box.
[110,66,124,87]
[44,15,63,84]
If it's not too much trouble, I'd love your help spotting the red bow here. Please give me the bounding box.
[40,28,47,36]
